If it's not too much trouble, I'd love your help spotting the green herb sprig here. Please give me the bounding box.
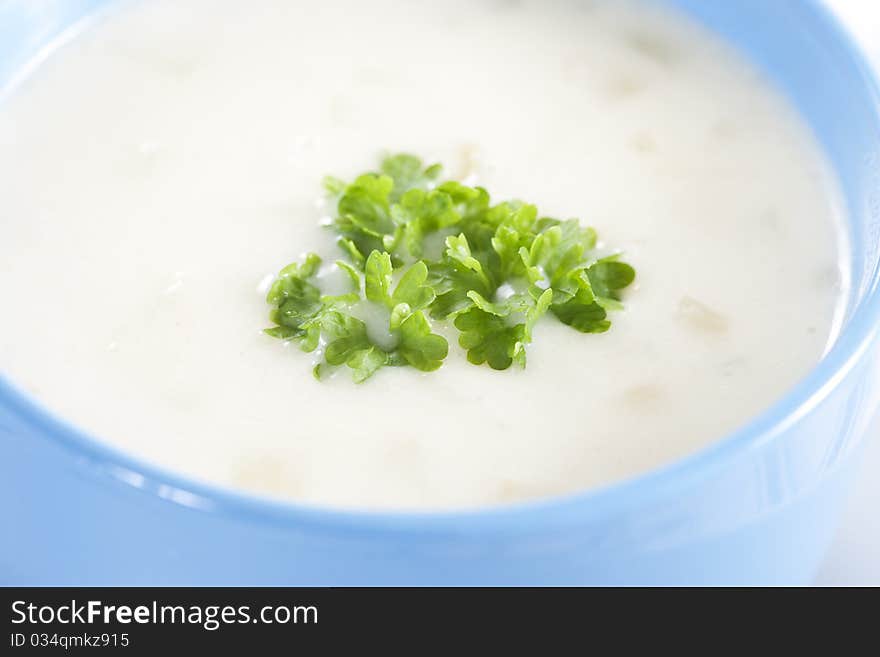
[265,154,635,381]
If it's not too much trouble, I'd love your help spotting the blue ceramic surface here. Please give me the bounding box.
[1,0,879,585]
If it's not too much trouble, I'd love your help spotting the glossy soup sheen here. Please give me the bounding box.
[0,0,847,509]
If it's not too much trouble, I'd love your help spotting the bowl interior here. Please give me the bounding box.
[665,0,880,316]
[0,0,878,526]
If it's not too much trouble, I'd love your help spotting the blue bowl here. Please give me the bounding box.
[2,0,879,586]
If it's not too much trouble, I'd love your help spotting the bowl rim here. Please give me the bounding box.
[1,0,879,536]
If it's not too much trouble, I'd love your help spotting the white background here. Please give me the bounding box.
[814,0,880,586]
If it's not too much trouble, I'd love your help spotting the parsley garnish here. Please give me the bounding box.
[265,154,635,381]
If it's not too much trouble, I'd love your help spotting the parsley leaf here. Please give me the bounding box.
[455,308,526,370]
[455,287,553,369]
[265,153,635,381]
[392,260,435,310]
[520,219,597,295]
[380,153,442,202]
[334,173,395,259]
[364,250,394,306]
[587,256,637,310]
[264,253,324,347]
[390,188,460,258]
[396,310,449,371]
[426,236,495,319]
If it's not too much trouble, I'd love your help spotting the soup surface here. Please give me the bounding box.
[0,0,847,509]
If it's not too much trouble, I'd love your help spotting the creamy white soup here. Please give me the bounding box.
[0,0,847,509]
